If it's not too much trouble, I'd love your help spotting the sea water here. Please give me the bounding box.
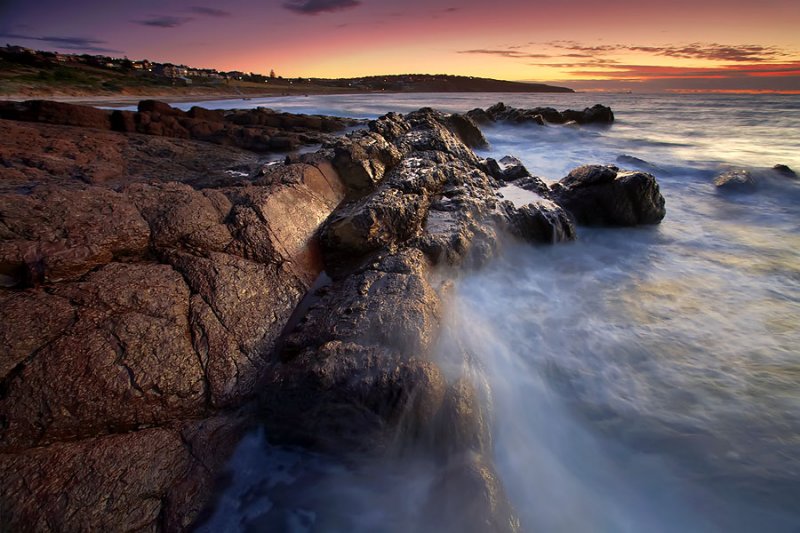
[192,93,800,532]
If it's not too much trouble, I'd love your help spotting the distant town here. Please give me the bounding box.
[0,44,573,98]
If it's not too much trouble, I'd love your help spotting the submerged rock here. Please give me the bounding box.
[552,164,666,226]
[772,164,797,179]
[714,168,757,191]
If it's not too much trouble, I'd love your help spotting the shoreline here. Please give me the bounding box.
[0,89,368,108]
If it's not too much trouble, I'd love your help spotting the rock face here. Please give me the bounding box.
[0,99,363,154]
[551,164,666,226]
[0,114,348,529]
[466,102,614,126]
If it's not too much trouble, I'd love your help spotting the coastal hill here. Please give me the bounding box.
[0,45,573,98]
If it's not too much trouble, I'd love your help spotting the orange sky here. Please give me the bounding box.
[2,0,799,91]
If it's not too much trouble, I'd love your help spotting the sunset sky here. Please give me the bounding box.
[1,0,798,92]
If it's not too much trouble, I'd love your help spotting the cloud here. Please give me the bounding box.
[282,0,362,15]
[189,6,232,17]
[134,16,193,28]
[0,32,124,53]
[565,61,800,80]
[552,41,792,63]
[458,49,551,59]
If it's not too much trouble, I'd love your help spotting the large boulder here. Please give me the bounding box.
[551,164,666,225]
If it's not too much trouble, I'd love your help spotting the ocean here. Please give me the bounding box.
[185,93,800,532]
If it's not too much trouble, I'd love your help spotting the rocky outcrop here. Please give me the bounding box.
[466,102,614,126]
[0,115,349,529]
[551,164,666,226]
[0,100,665,531]
[0,99,363,154]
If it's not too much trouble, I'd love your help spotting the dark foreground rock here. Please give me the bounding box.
[0,100,664,531]
[466,102,614,126]
[552,164,666,226]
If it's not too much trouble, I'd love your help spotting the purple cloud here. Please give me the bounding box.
[282,0,362,15]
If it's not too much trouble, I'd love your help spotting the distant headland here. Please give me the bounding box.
[0,44,574,102]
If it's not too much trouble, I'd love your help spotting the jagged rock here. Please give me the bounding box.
[552,164,666,225]
[497,155,530,182]
[168,250,305,407]
[467,102,614,126]
[497,200,577,244]
[447,113,489,149]
[330,133,404,194]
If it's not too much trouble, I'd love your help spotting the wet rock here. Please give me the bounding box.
[772,164,797,179]
[1,99,360,154]
[616,154,663,174]
[714,168,757,191]
[497,155,530,182]
[424,452,520,533]
[497,200,577,244]
[447,113,489,149]
[552,164,666,225]
[467,102,614,126]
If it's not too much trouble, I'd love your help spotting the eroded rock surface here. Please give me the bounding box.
[0,108,348,530]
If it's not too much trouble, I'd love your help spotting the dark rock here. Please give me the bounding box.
[552,164,666,225]
[137,99,185,117]
[497,200,577,244]
[772,164,797,179]
[424,452,520,533]
[447,113,489,149]
[468,102,614,126]
[0,100,112,130]
[126,182,233,253]
[1,99,360,155]
[498,155,530,182]
[330,133,404,194]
